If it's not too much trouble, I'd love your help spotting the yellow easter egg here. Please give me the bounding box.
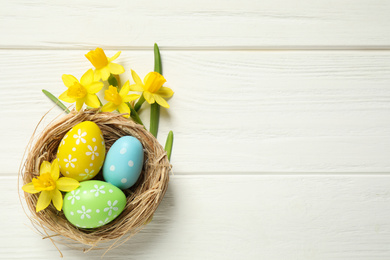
[57,121,106,181]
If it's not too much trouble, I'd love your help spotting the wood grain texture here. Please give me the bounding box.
[1,1,390,259]
[1,0,390,49]
[6,175,390,259]
[1,50,389,175]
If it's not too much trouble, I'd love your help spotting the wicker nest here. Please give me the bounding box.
[19,109,170,253]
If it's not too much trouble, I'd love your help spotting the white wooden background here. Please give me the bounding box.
[1,1,390,259]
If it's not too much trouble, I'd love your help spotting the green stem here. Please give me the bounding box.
[126,103,144,126]
[108,74,119,87]
[150,103,160,137]
[134,95,145,112]
[42,89,70,114]
[150,43,162,137]
[164,131,174,161]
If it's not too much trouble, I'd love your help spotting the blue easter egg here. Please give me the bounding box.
[103,136,144,189]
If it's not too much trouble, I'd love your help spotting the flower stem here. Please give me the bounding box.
[150,43,162,137]
[97,96,103,107]
[126,103,144,126]
[164,131,174,161]
[42,89,70,114]
[134,95,145,112]
[150,103,160,137]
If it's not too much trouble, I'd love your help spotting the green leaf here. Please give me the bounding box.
[150,43,162,137]
[164,131,174,161]
[42,89,70,114]
[108,74,119,87]
[154,43,162,74]
[126,102,145,127]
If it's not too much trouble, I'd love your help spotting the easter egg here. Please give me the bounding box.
[57,121,106,181]
[63,180,126,228]
[103,136,144,189]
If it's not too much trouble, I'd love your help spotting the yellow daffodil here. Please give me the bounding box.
[101,81,140,118]
[85,48,125,81]
[130,70,174,108]
[22,160,79,212]
[59,69,103,111]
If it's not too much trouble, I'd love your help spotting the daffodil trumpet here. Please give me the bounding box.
[85,48,125,81]
[101,81,140,118]
[59,69,104,111]
[22,160,80,212]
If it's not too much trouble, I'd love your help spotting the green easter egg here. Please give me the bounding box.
[63,180,126,228]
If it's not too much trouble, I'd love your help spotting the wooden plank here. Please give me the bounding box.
[1,50,390,174]
[1,0,390,48]
[5,174,390,259]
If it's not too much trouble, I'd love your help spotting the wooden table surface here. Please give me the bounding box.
[1,1,390,259]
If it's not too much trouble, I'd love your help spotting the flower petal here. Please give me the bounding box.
[80,69,94,86]
[62,74,78,88]
[108,63,125,75]
[36,190,52,212]
[143,91,155,104]
[101,102,118,112]
[129,84,144,92]
[22,182,39,194]
[59,90,76,103]
[40,161,51,175]
[117,103,130,118]
[56,177,80,192]
[119,81,130,96]
[131,70,143,86]
[100,68,111,81]
[75,99,84,111]
[85,94,100,108]
[85,82,104,94]
[108,51,121,62]
[123,94,140,103]
[94,69,102,81]
[50,159,59,181]
[155,86,174,98]
[154,94,170,108]
[51,189,63,211]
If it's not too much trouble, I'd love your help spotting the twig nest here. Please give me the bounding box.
[20,109,170,250]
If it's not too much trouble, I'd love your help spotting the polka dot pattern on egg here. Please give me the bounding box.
[103,136,144,189]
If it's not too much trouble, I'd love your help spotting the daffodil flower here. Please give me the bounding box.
[59,69,103,111]
[22,160,80,212]
[85,48,125,81]
[101,81,140,118]
[130,70,174,108]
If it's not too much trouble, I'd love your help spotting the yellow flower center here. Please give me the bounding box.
[104,86,122,106]
[32,173,56,191]
[67,82,87,99]
[85,47,109,69]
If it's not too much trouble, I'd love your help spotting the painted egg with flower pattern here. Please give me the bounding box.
[63,180,126,228]
[57,121,106,181]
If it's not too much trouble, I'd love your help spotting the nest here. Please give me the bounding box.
[19,109,170,254]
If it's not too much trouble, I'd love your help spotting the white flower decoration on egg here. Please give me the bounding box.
[86,145,99,160]
[73,129,87,145]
